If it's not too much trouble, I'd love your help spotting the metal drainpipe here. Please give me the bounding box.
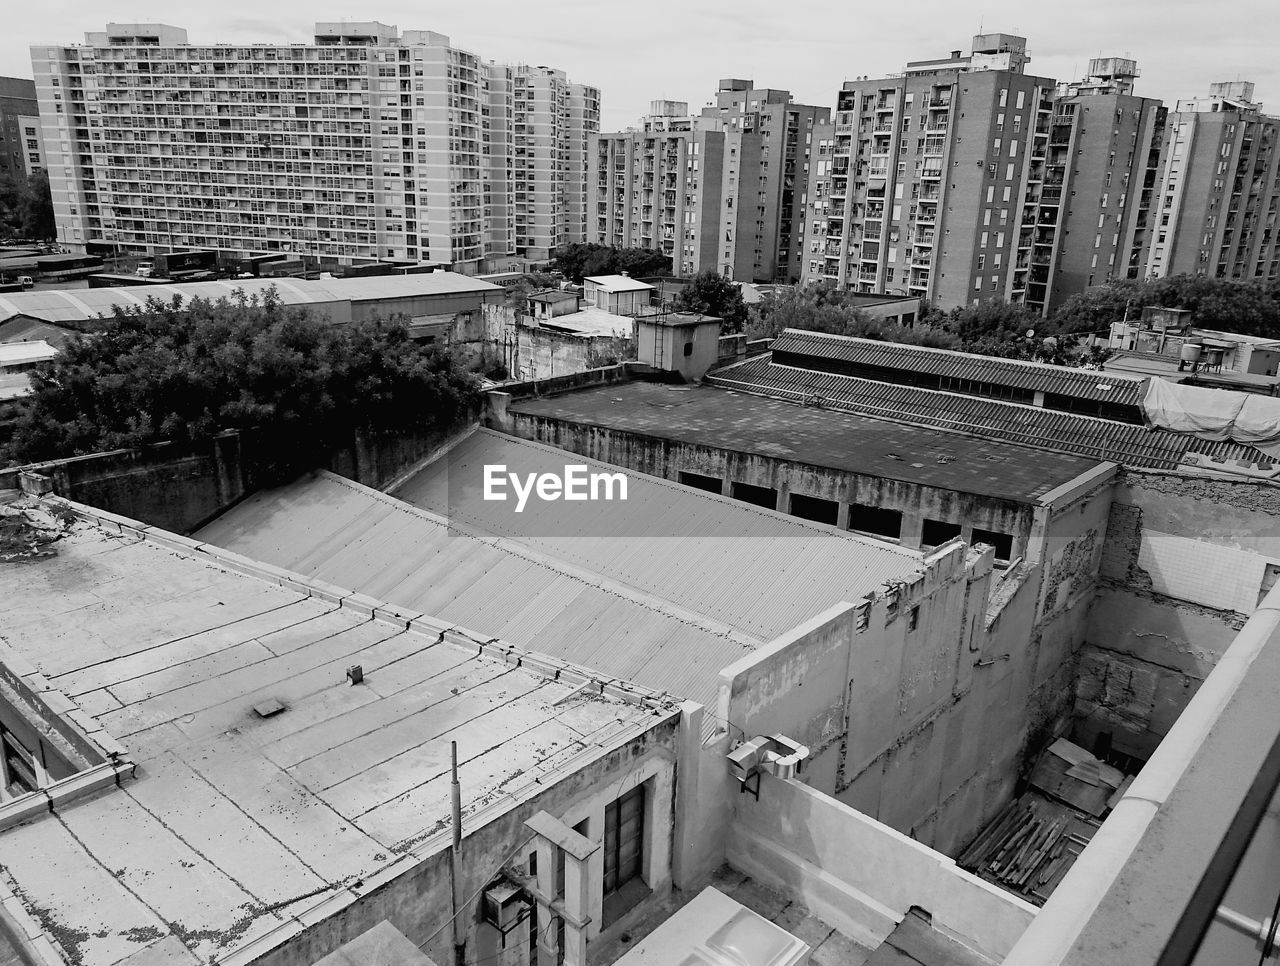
[1214,905,1280,960]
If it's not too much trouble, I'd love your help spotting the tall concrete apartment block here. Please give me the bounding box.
[1040,59,1166,312]
[512,66,600,261]
[30,23,597,271]
[588,83,827,283]
[1141,81,1280,283]
[590,103,743,278]
[0,76,42,179]
[800,34,1057,309]
[699,80,830,282]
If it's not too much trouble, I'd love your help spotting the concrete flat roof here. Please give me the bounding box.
[536,307,633,338]
[0,501,667,966]
[0,339,56,367]
[509,381,1101,503]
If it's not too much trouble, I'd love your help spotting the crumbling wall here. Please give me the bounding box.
[1077,470,1269,760]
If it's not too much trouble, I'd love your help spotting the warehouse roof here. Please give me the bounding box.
[0,272,502,326]
[195,431,925,718]
[770,329,1146,407]
[0,500,669,966]
[706,354,1269,470]
[509,381,1101,502]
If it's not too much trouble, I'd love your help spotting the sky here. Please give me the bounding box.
[4,0,1280,131]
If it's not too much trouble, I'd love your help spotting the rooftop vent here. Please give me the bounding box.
[253,698,285,718]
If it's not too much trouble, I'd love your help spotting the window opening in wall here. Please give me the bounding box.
[848,503,903,541]
[907,605,920,632]
[1,728,38,797]
[678,470,722,494]
[971,527,1015,562]
[921,518,962,548]
[789,493,839,526]
[730,481,777,510]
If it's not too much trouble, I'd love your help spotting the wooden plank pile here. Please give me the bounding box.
[957,795,1099,903]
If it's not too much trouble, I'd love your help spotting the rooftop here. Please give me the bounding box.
[0,273,502,326]
[508,381,1100,502]
[771,330,1145,408]
[535,307,634,338]
[1104,350,1280,390]
[0,339,56,367]
[583,275,654,293]
[529,289,578,305]
[707,354,1268,470]
[0,500,668,966]
[194,431,925,719]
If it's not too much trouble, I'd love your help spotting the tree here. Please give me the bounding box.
[0,170,55,241]
[672,270,749,333]
[1048,275,1280,339]
[1,288,480,474]
[941,298,1043,344]
[551,243,670,283]
[749,283,959,347]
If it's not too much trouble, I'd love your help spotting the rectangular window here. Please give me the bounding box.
[603,784,647,925]
[731,481,777,509]
[921,519,962,547]
[848,503,903,540]
[677,471,721,494]
[789,493,839,526]
[971,527,1014,561]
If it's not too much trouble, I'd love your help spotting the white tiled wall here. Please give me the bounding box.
[1138,531,1270,613]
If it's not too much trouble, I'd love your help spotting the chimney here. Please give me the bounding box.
[951,50,962,59]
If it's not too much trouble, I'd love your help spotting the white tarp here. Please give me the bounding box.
[1142,378,1280,457]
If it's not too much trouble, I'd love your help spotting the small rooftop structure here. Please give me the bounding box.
[535,307,633,339]
[582,274,655,294]
[0,339,56,369]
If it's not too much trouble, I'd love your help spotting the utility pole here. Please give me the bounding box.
[450,741,465,966]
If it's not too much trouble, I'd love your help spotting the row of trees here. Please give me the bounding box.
[0,170,55,242]
[551,243,670,283]
[1,290,480,472]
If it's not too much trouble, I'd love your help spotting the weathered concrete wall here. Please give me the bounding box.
[728,772,1036,959]
[248,716,681,966]
[506,416,1037,558]
[3,421,471,536]
[1078,470,1269,759]
[716,544,1011,857]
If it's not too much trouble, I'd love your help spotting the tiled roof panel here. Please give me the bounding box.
[771,329,1146,406]
[707,355,1269,470]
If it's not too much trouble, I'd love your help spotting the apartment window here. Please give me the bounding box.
[977,254,986,269]
[974,275,983,290]
[999,89,1008,107]
[1015,91,1025,109]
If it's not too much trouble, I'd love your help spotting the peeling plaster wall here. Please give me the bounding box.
[1079,470,1273,760]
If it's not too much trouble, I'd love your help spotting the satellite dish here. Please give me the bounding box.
[1026,328,1035,339]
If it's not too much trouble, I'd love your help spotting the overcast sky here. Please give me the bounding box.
[5,0,1279,130]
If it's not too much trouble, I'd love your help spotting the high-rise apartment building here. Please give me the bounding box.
[1140,81,1280,283]
[589,102,746,277]
[1035,59,1165,312]
[0,77,42,179]
[30,23,598,271]
[588,82,827,283]
[800,34,1058,310]
[698,81,830,282]
[511,66,600,261]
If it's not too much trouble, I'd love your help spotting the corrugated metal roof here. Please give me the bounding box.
[584,275,654,292]
[0,272,501,326]
[196,437,924,718]
[707,355,1269,470]
[771,329,1145,406]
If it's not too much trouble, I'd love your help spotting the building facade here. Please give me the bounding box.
[588,83,827,283]
[1042,59,1166,310]
[800,34,1058,311]
[0,77,41,180]
[30,23,598,272]
[1141,81,1280,283]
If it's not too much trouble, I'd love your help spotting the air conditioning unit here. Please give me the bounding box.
[726,734,810,799]
[481,878,530,946]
